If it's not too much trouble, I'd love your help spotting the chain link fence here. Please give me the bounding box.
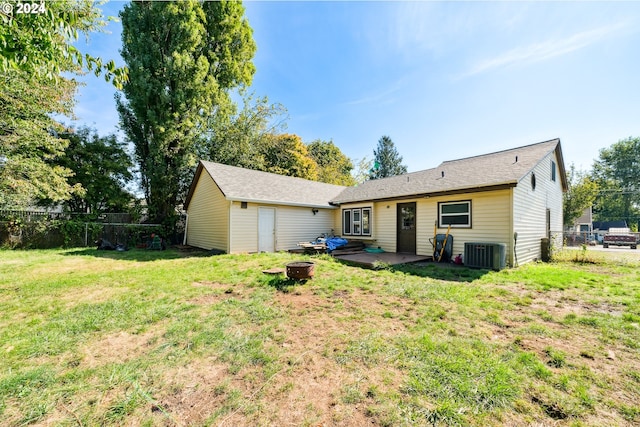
[0,210,172,249]
[563,231,639,247]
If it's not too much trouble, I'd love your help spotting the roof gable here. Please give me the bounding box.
[184,161,346,209]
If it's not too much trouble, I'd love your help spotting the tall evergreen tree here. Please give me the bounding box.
[369,135,408,180]
[117,0,256,228]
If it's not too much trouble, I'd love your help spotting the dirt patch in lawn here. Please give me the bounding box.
[145,287,411,426]
[251,288,408,426]
[81,329,161,369]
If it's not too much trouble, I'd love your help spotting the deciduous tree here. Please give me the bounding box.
[592,137,640,229]
[1,0,125,209]
[307,139,355,186]
[202,93,287,170]
[0,0,126,87]
[260,134,319,181]
[563,164,598,227]
[44,127,134,214]
[0,71,80,208]
[117,0,256,228]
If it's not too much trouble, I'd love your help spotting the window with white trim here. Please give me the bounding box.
[438,200,471,228]
[551,160,557,182]
[342,207,372,236]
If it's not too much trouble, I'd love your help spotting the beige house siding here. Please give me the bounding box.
[338,191,512,260]
[276,206,336,251]
[513,152,564,264]
[416,190,512,260]
[229,202,337,253]
[185,171,229,252]
[374,201,399,253]
[229,201,259,253]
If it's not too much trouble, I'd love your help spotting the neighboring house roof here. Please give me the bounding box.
[332,139,567,204]
[184,161,347,209]
[593,220,628,231]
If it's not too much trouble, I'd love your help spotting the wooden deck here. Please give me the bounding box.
[333,252,432,268]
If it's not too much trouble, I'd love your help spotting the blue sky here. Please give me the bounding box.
[72,1,640,174]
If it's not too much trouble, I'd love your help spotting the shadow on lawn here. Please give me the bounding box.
[263,276,307,292]
[63,246,217,262]
[389,262,491,283]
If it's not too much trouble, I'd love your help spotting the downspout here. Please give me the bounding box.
[183,213,188,245]
[228,201,232,254]
[510,187,516,267]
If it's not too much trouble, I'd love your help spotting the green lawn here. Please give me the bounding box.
[0,247,639,426]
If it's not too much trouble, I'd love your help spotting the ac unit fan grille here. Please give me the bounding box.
[464,242,506,270]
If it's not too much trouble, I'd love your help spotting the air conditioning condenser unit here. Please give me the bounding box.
[464,242,506,270]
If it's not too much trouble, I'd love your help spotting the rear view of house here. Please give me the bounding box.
[185,138,567,267]
[331,139,567,266]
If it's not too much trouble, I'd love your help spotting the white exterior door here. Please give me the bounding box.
[258,207,276,252]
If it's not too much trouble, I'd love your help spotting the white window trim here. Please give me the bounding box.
[438,200,471,228]
[362,207,371,236]
[343,210,352,235]
[343,207,372,236]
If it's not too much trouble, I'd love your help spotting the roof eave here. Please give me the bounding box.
[554,141,569,192]
[183,162,204,210]
[226,197,339,210]
[331,182,518,205]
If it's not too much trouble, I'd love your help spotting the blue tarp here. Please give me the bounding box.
[325,237,348,251]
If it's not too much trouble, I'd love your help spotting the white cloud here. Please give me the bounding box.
[463,22,628,77]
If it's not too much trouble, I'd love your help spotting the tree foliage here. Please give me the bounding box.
[1,0,126,209]
[260,134,319,181]
[0,70,80,208]
[202,93,287,170]
[591,136,640,229]
[563,164,598,227]
[117,0,256,227]
[369,135,408,180]
[352,156,373,184]
[44,127,134,213]
[307,139,355,186]
[0,0,126,87]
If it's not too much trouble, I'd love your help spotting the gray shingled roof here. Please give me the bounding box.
[331,139,564,204]
[185,139,566,209]
[191,161,347,208]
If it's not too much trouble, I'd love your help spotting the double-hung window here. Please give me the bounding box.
[343,207,371,236]
[438,201,471,228]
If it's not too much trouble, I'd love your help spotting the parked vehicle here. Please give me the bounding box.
[603,228,637,249]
